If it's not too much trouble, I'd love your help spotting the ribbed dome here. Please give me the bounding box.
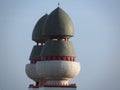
[32,14,48,43]
[40,40,76,57]
[29,45,43,60]
[43,7,74,38]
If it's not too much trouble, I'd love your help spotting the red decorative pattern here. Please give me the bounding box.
[29,83,76,88]
[30,56,75,64]
[30,60,37,64]
[44,83,76,87]
[41,56,75,61]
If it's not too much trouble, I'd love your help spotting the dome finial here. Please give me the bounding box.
[58,2,60,7]
[45,11,48,15]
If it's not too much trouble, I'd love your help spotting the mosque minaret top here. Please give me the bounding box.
[25,5,80,89]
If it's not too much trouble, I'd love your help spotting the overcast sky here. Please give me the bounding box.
[0,0,120,90]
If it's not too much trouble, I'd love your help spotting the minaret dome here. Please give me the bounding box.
[43,7,74,39]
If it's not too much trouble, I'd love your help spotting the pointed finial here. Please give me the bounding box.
[45,11,48,15]
[58,2,60,7]
[45,12,47,15]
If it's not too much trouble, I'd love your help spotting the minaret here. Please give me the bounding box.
[25,6,80,90]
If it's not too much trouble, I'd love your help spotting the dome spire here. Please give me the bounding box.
[58,2,60,7]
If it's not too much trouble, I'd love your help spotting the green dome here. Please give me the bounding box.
[32,14,48,43]
[29,45,43,60]
[40,40,76,57]
[43,7,74,38]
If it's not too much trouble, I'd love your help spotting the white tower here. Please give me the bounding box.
[25,6,80,90]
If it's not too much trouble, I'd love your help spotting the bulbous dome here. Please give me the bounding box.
[40,40,76,57]
[29,45,43,60]
[32,14,48,43]
[36,61,80,85]
[43,7,74,38]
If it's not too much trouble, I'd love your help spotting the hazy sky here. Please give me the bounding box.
[0,0,120,90]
